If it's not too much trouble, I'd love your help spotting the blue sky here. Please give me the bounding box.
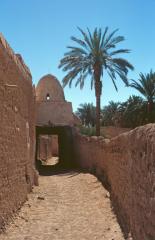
[1,0,155,111]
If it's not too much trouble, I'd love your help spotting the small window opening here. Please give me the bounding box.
[46,93,50,101]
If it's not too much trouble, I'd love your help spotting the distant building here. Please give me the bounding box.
[36,74,74,126]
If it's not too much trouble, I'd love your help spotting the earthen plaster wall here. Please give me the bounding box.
[38,135,52,161]
[38,135,59,161]
[73,124,155,240]
[0,34,37,230]
[36,101,74,126]
[51,135,59,156]
[36,75,65,102]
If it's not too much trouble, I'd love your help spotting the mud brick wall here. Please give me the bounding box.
[73,124,155,240]
[38,136,52,161]
[38,135,59,161]
[51,135,59,156]
[0,34,37,230]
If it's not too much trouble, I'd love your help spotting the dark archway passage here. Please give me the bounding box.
[35,126,75,175]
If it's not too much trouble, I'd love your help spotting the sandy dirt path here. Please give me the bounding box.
[1,172,125,240]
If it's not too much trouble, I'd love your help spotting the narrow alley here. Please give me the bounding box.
[1,171,125,240]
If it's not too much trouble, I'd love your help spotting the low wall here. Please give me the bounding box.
[101,126,131,138]
[73,124,155,240]
[0,34,37,230]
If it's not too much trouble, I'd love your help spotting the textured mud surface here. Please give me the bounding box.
[1,172,125,240]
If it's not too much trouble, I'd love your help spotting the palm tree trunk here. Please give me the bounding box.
[148,100,154,122]
[96,92,101,136]
[94,63,102,136]
[148,100,154,113]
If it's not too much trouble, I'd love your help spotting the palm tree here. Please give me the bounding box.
[59,27,134,135]
[101,101,120,126]
[130,70,155,113]
[76,103,96,127]
[118,95,146,127]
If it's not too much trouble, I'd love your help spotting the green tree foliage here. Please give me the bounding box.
[101,101,120,126]
[59,27,134,135]
[101,95,155,128]
[79,126,96,137]
[117,96,148,127]
[75,103,96,127]
[130,70,155,113]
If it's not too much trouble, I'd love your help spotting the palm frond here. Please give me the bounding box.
[59,26,133,95]
[112,58,134,71]
[70,36,88,49]
[100,26,108,48]
[105,36,125,49]
[77,27,93,50]
[66,46,87,55]
[104,28,118,47]
[108,70,118,91]
[91,75,94,90]
[129,70,155,102]
[110,49,130,56]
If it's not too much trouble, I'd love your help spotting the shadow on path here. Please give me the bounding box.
[36,160,81,177]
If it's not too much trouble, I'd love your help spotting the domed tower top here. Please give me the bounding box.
[36,74,65,102]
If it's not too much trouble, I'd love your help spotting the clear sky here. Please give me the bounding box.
[1,0,155,111]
